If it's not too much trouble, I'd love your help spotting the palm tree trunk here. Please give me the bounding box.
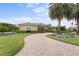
[77,19,79,35]
[57,19,61,34]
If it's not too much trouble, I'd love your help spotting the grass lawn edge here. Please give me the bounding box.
[0,33,31,56]
[47,34,79,46]
[14,40,25,56]
[15,33,31,56]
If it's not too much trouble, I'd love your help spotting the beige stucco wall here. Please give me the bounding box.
[19,25,38,31]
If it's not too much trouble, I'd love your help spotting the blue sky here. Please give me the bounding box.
[0,3,76,28]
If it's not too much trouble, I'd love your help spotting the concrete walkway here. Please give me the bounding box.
[16,33,79,56]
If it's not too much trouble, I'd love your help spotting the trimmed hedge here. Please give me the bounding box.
[16,30,26,33]
[16,30,37,33]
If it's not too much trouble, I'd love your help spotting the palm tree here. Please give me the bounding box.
[49,3,73,34]
[72,3,79,35]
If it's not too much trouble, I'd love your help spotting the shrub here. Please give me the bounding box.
[60,26,66,31]
[16,30,26,33]
[26,30,31,33]
[31,31,37,33]
[16,30,37,33]
[26,30,37,33]
[0,26,8,32]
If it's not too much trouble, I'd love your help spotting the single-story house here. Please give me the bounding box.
[18,22,47,32]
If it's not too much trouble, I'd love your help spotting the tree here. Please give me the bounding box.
[38,25,45,33]
[46,24,52,32]
[0,23,19,32]
[49,3,73,33]
[72,4,79,35]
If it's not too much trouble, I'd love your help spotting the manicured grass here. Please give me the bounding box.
[47,34,79,46]
[0,33,30,56]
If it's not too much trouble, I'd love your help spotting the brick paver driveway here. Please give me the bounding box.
[16,33,79,56]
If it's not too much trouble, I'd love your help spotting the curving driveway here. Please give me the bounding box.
[16,33,79,56]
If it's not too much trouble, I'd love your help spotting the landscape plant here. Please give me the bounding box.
[49,3,74,34]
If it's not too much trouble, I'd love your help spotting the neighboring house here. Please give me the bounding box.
[18,22,47,32]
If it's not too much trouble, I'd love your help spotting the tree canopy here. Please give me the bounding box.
[0,23,19,32]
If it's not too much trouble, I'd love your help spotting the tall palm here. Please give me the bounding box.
[72,3,79,35]
[49,3,73,33]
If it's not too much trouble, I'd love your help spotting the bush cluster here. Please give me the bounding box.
[0,23,19,32]
[16,30,37,33]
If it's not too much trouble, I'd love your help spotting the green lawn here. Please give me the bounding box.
[0,33,30,56]
[47,34,79,46]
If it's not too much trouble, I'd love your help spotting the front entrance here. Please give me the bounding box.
[26,27,32,32]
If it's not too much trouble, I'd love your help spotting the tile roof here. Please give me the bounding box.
[18,22,46,26]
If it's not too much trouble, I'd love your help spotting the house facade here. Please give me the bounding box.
[18,22,47,32]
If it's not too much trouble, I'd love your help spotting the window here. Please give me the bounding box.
[27,27,32,31]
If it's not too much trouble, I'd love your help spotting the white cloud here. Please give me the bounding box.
[32,6,48,19]
[0,16,52,25]
[18,3,49,19]
[17,3,40,8]
[22,3,49,18]
[0,17,33,24]
[12,17,32,21]
[0,19,14,24]
[33,7,48,14]
[26,3,40,8]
